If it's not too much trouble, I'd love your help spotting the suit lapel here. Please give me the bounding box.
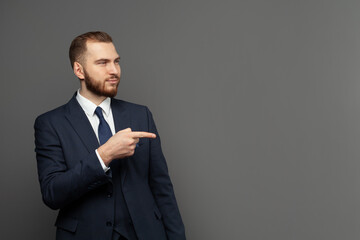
[111,99,131,134]
[64,94,100,153]
[111,99,131,186]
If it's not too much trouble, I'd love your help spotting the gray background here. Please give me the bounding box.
[1,0,360,239]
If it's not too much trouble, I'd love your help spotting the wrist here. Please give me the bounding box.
[97,145,112,166]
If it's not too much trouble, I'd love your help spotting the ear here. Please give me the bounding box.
[73,62,85,79]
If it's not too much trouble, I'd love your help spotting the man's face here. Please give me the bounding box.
[80,41,121,98]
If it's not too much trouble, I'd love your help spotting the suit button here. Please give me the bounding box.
[107,193,112,198]
[106,221,112,227]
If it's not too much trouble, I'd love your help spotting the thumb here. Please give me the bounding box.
[120,127,132,133]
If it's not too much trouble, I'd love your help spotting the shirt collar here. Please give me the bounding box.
[76,89,112,117]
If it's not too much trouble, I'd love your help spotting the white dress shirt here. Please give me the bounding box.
[76,89,115,172]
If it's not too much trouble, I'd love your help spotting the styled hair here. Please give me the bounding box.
[69,31,113,69]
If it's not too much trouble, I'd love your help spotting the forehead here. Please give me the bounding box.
[85,41,119,60]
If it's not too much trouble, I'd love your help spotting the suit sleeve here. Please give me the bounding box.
[34,115,109,210]
[146,108,186,240]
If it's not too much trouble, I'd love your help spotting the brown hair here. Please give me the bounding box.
[69,31,113,69]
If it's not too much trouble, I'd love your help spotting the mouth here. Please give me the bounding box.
[106,78,119,84]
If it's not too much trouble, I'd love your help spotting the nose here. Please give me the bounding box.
[108,62,120,75]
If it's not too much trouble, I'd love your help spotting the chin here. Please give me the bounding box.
[103,88,118,98]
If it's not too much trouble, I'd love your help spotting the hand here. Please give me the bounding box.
[97,128,156,166]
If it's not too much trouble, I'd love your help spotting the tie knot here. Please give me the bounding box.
[94,107,105,119]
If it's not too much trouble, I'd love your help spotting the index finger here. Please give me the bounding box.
[130,131,156,139]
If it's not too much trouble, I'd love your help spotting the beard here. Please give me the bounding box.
[83,70,119,98]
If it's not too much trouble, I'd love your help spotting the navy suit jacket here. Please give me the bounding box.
[34,94,185,240]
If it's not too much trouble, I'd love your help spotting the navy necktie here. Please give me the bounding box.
[94,107,113,145]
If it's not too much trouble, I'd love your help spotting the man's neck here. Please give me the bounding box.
[79,88,107,106]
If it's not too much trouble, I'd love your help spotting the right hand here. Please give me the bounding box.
[97,128,156,166]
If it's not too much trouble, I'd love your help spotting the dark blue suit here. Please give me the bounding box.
[34,94,185,240]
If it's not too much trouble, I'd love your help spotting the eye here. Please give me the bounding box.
[114,59,120,64]
[98,61,106,65]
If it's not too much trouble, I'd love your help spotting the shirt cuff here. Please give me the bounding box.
[95,149,110,172]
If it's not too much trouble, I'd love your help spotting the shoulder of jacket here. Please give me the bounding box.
[35,103,67,123]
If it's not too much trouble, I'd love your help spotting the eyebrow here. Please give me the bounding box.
[94,56,121,63]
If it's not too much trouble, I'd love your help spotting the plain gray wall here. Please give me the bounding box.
[1,0,360,239]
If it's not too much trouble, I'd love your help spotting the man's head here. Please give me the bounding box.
[69,31,121,98]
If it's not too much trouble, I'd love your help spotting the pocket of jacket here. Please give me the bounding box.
[55,216,78,233]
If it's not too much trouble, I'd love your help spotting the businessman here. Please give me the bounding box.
[34,31,185,240]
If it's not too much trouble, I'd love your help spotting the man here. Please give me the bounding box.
[34,31,185,240]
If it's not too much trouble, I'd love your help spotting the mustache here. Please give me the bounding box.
[107,75,120,80]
